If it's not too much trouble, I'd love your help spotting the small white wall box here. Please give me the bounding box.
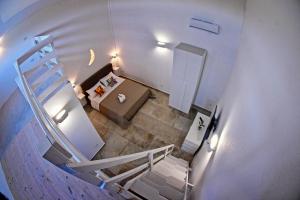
[189,17,220,34]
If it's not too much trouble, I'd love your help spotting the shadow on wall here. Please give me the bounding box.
[32,1,113,85]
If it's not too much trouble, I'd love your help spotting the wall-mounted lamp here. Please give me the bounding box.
[54,109,68,124]
[111,53,118,59]
[111,53,120,74]
[207,133,219,152]
[157,41,167,48]
[70,81,76,88]
[88,49,95,66]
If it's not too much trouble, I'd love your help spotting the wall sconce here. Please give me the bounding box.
[70,81,76,88]
[54,109,68,124]
[207,133,219,152]
[88,49,95,66]
[73,85,81,95]
[111,53,118,59]
[111,53,121,76]
[157,41,167,48]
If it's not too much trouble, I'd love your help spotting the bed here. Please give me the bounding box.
[81,63,150,128]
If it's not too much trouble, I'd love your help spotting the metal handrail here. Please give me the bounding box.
[68,144,174,171]
[68,144,174,184]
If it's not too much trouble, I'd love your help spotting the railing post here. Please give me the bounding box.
[170,145,174,153]
[148,152,153,171]
[164,148,168,159]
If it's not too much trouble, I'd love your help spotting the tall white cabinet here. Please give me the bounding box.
[169,43,207,113]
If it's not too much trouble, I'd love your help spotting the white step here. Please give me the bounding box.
[37,77,68,103]
[23,51,56,75]
[167,155,189,168]
[152,169,186,194]
[31,64,63,89]
[164,175,186,191]
[130,179,168,200]
[141,176,184,200]
[144,172,184,192]
[161,159,188,172]
[154,160,187,180]
[25,65,49,83]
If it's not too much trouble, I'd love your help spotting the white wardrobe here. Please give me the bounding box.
[169,43,207,113]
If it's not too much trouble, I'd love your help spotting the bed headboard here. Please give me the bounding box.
[81,63,113,94]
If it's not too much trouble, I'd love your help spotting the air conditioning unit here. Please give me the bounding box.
[189,17,220,34]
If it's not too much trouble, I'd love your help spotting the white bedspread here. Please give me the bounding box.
[89,76,125,111]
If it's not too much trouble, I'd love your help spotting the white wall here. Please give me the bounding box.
[110,0,245,110]
[0,163,14,199]
[0,0,114,108]
[191,0,300,199]
[0,0,40,22]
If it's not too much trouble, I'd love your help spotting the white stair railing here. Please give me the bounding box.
[68,144,174,184]
[184,168,194,200]
[15,36,88,163]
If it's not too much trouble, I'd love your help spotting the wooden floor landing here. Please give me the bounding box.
[0,118,115,200]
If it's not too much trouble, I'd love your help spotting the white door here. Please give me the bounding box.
[169,48,187,109]
[181,53,205,113]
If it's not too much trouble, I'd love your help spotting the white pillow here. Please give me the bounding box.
[86,82,100,98]
[100,72,118,87]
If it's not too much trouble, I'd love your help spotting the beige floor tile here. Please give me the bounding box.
[87,86,197,166]
[98,132,128,159]
[174,115,193,132]
[124,126,154,149]
[151,105,178,126]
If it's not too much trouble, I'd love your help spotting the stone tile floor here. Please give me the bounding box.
[84,88,207,175]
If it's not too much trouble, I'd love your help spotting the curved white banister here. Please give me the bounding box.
[68,144,174,171]
[14,36,88,163]
[67,144,174,186]
[16,66,88,163]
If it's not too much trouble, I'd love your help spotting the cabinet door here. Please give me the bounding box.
[181,53,205,113]
[169,49,187,109]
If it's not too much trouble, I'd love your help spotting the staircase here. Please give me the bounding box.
[67,144,192,200]
[128,155,189,200]
[15,35,193,200]
[15,35,68,105]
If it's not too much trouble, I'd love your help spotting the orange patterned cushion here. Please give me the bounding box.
[95,86,105,96]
